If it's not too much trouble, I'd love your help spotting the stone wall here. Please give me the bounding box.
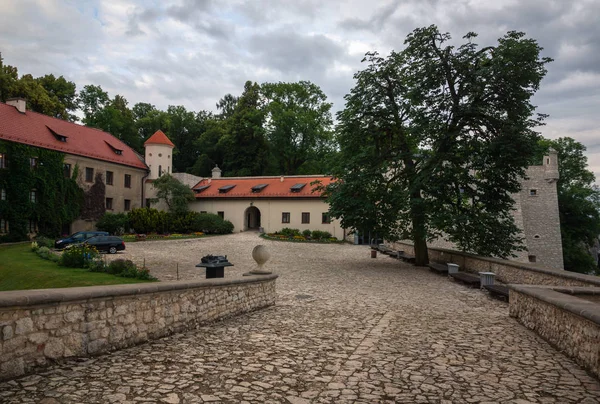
[422,150,564,270]
[509,286,600,379]
[391,241,600,287]
[0,275,277,381]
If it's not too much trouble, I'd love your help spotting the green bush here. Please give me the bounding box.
[281,228,301,237]
[96,213,130,235]
[87,259,106,272]
[106,259,157,280]
[107,259,137,275]
[311,230,332,240]
[59,245,99,268]
[36,246,51,260]
[35,236,54,249]
[302,229,312,238]
[128,209,234,235]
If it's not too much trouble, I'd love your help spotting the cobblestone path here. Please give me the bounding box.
[1,232,599,403]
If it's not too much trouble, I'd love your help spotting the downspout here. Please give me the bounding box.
[141,168,150,209]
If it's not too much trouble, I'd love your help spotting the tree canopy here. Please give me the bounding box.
[151,174,195,217]
[328,26,552,265]
[262,81,335,175]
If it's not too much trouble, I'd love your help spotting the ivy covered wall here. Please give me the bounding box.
[0,140,83,242]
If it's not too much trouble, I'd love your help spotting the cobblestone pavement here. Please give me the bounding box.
[1,232,599,403]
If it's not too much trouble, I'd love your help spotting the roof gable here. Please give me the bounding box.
[0,102,147,170]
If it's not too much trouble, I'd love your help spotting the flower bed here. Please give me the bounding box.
[261,232,342,244]
[122,232,205,242]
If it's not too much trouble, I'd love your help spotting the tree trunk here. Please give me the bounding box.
[410,191,429,266]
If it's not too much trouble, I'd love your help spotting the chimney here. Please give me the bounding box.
[6,97,26,113]
[212,165,222,178]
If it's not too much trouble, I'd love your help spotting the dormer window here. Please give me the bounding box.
[194,185,210,193]
[252,184,268,193]
[290,183,306,192]
[105,141,123,155]
[219,184,236,193]
[46,125,68,142]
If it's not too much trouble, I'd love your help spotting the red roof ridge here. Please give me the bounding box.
[0,101,148,170]
[144,130,175,147]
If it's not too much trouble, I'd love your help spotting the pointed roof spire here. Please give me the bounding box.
[144,130,174,148]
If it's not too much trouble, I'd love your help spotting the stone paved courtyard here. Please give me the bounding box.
[1,232,599,403]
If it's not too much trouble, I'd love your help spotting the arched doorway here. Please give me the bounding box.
[244,206,261,231]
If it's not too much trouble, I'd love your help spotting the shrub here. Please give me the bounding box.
[281,228,301,237]
[59,245,99,268]
[87,259,106,272]
[311,230,332,240]
[128,209,233,235]
[302,229,312,238]
[31,241,39,252]
[36,246,51,260]
[106,259,157,280]
[96,213,130,235]
[35,236,54,249]
[107,259,137,275]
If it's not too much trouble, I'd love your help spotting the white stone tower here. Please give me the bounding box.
[144,130,174,180]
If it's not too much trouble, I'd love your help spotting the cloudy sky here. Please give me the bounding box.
[1,0,599,180]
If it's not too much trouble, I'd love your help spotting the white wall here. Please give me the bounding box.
[189,198,344,239]
[145,144,173,180]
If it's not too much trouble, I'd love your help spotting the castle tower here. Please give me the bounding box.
[144,130,174,180]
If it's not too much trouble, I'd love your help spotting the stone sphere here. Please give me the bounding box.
[252,245,270,267]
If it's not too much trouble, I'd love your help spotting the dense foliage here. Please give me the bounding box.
[150,174,195,216]
[1,53,336,177]
[95,212,130,235]
[0,141,83,241]
[328,26,552,265]
[127,208,233,235]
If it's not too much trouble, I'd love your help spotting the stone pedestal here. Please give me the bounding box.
[243,245,272,276]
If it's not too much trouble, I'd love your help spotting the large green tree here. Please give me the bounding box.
[221,81,269,176]
[35,74,78,121]
[262,81,334,175]
[79,86,140,151]
[537,138,600,274]
[328,26,551,265]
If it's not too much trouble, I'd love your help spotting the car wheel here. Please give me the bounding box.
[109,246,117,254]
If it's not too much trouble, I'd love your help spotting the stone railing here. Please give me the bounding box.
[0,275,277,380]
[390,242,600,287]
[509,285,600,379]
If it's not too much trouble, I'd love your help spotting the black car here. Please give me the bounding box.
[55,231,109,249]
[84,236,126,254]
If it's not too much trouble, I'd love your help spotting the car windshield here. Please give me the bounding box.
[72,233,85,241]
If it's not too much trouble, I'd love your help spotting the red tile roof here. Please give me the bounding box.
[0,102,148,170]
[144,130,174,147]
[192,176,334,199]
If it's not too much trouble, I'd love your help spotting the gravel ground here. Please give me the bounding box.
[1,231,599,403]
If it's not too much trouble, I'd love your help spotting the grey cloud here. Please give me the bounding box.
[248,30,346,75]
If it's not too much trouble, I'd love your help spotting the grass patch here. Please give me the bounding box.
[0,243,153,291]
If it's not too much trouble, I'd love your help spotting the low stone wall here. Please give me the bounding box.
[509,286,600,379]
[391,242,600,287]
[0,275,277,381]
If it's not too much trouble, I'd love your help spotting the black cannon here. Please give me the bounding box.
[196,254,233,279]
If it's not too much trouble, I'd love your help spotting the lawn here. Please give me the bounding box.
[0,243,153,291]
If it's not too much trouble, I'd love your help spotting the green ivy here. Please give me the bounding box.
[0,140,83,242]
